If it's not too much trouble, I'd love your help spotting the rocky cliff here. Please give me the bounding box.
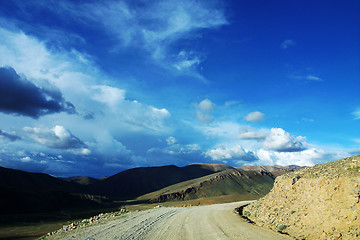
[243,155,360,240]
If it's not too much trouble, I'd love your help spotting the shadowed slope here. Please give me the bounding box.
[0,163,301,215]
[64,176,101,186]
[0,167,96,214]
[0,166,82,193]
[88,165,221,200]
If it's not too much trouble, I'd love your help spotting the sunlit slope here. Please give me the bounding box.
[88,164,221,200]
[138,169,276,202]
[243,154,360,240]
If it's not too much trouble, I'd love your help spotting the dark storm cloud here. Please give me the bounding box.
[0,67,75,118]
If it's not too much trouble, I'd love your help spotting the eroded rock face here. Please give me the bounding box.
[151,187,198,202]
[243,155,360,240]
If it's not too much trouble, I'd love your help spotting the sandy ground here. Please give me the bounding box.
[47,201,293,240]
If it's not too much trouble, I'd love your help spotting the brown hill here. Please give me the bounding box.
[0,166,82,193]
[137,168,276,203]
[88,164,220,200]
[88,163,298,200]
[64,176,101,186]
[242,155,360,240]
[0,167,97,215]
[237,165,302,177]
[0,163,301,217]
[188,163,236,172]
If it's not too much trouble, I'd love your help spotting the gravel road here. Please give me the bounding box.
[47,201,293,240]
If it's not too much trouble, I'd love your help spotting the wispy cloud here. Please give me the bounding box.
[15,0,227,80]
[305,75,323,82]
[0,129,21,142]
[173,54,201,72]
[237,128,267,141]
[147,136,203,165]
[291,74,324,83]
[301,117,315,122]
[224,100,241,108]
[86,0,227,78]
[353,108,360,120]
[281,39,296,50]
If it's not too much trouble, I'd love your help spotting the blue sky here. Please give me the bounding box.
[0,0,359,177]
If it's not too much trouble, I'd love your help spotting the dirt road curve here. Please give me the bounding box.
[48,201,293,240]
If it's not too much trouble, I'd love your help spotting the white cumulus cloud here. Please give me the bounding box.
[205,144,258,162]
[263,128,306,152]
[23,125,86,149]
[91,85,126,107]
[256,148,350,167]
[244,111,265,122]
[196,98,215,123]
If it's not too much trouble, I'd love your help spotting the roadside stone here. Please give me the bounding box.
[291,176,301,185]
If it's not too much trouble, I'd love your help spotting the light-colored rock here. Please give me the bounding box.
[243,155,360,240]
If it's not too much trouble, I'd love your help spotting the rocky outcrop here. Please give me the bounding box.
[238,165,302,177]
[151,187,198,202]
[243,155,360,240]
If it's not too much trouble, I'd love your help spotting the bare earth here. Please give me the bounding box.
[47,201,293,240]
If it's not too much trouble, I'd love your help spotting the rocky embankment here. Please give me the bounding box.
[243,155,360,240]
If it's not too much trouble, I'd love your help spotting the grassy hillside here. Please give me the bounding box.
[138,169,276,202]
[88,164,220,200]
[0,163,300,218]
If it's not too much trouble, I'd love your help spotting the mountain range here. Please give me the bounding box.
[0,163,301,216]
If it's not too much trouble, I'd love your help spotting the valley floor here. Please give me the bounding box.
[45,201,293,240]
